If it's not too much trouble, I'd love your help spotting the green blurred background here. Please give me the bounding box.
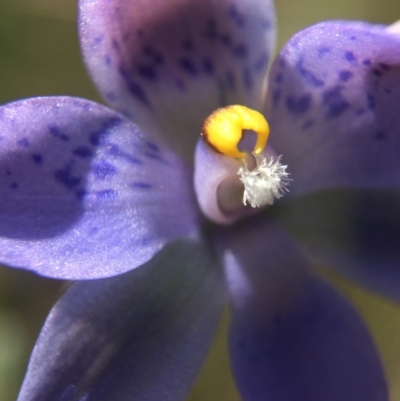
[1,0,400,400]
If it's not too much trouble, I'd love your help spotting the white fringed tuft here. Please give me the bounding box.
[238,154,290,208]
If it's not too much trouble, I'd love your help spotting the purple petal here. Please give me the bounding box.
[79,0,276,158]
[273,188,400,300]
[216,216,388,401]
[265,22,400,195]
[17,236,227,401]
[229,276,388,401]
[0,97,200,279]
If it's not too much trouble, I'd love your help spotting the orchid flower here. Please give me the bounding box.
[1,0,399,400]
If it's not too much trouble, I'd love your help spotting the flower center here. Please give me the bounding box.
[194,105,290,225]
[201,105,269,159]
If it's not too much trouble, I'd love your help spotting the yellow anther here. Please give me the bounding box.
[201,105,269,159]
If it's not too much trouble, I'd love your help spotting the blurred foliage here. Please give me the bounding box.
[0,0,399,400]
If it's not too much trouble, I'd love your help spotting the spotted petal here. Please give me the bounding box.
[216,216,388,401]
[266,21,400,194]
[79,0,276,159]
[17,236,227,401]
[264,22,400,299]
[0,97,199,279]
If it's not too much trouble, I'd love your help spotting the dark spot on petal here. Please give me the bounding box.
[48,125,69,141]
[89,117,122,146]
[228,4,245,27]
[128,80,150,105]
[131,182,151,189]
[272,89,281,105]
[374,131,385,140]
[92,160,117,179]
[363,59,372,66]
[302,119,315,130]
[146,141,159,151]
[10,182,18,189]
[106,92,117,102]
[338,70,353,82]
[344,51,356,62]
[55,166,81,190]
[373,69,382,77]
[323,86,349,118]
[76,189,86,200]
[106,143,142,165]
[144,152,165,163]
[119,66,151,106]
[32,154,43,164]
[112,39,120,51]
[136,64,157,80]
[92,36,103,46]
[220,33,232,47]
[202,58,214,75]
[254,52,269,72]
[296,58,324,87]
[232,43,247,58]
[286,94,312,115]
[137,236,152,248]
[104,55,112,66]
[179,58,197,76]
[367,93,375,110]
[379,63,391,71]
[317,47,331,56]
[261,19,271,30]
[96,189,117,200]
[17,138,30,148]
[122,32,131,42]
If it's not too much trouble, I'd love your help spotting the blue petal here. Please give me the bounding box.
[216,216,388,401]
[17,236,227,401]
[273,188,400,300]
[79,0,276,159]
[0,97,200,279]
[263,22,400,299]
[265,21,400,195]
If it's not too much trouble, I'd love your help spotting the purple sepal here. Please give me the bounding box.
[79,0,276,158]
[0,97,200,279]
[17,236,227,401]
[266,21,400,195]
[216,215,387,401]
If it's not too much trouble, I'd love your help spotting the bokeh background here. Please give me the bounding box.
[1,0,400,400]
